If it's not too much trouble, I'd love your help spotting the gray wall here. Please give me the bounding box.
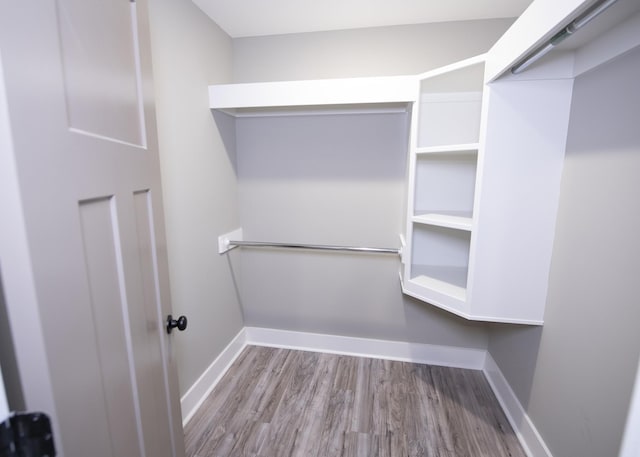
[230,20,514,348]
[147,0,244,395]
[235,112,487,346]
[233,19,514,82]
[488,46,640,457]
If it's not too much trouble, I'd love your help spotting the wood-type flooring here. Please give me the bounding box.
[184,345,526,457]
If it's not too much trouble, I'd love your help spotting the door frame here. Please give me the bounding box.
[619,354,640,457]
[0,46,62,447]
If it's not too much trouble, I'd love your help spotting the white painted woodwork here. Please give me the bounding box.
[209,76,417,116]
[217,227,243,254]
[0,38,14,426]
[485,0,590,81]
[0,365,8,422]
[470,78,573,324]
[416,143,480,155]
[208,0,640,325]
[0,41,60,434]
[412,214,473,231]
[401,58,484,320]
[487,0,640,81]
[0,2,184,456]
[58,0,145,146]
[619,353,640,457]
[483,354,553,457]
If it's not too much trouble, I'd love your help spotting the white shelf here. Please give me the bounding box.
[409,265,469,302]
[415,143,479,155]
[412,213,472,231]
[209,75,418,116]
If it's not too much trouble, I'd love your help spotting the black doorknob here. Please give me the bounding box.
[166,314,188,334]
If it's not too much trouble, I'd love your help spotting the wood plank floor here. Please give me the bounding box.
[184,346,526,457]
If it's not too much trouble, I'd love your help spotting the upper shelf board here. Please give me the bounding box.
[209,76,418,117]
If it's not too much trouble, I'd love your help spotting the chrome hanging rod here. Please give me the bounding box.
[511,0,620,74]
[227,240,400,255]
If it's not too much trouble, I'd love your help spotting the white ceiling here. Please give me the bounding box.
[192,0,534,38]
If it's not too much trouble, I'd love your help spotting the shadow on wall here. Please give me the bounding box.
[212,110,239,174]
[0,267,25,411]
[224,248,245,320]
[402,294,493,349]
[229,113,409,181]
[487,322,543,410]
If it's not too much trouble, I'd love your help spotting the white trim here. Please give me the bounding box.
[209,75,417,111]
[485,0,588,81]
[416,53,487,80]
[244,326,486,370]
[0,365,8,422]
[483,353,553,457]
[618,353,640,457]
[223,104,411,118]
[180,328,248,426]
[217,227,243,254]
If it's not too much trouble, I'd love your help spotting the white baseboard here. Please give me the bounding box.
[180,328,247,426]
[244,326,487,370]
[483,353,553,457]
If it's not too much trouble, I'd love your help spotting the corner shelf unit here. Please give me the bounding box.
[209,23,618,324]
[401,55,485,320]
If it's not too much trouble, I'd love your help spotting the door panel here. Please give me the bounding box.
[56,0,144,145]
[0,1,185,456]
[131,189,174,457]
[78,196,142,457]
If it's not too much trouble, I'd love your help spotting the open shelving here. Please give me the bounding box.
[410,224,471,301]
[401,55,485,313]
[413,151,477,217]
[207,16,624,323]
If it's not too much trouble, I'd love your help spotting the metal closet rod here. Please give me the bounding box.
[227,240,401,255]
[511,0,620,74]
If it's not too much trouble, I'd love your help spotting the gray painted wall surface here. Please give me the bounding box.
[228,19,515,348]
[234,113,487,346]
[148,0,244,395]
[232,19,514,82]
[488,47,640,457]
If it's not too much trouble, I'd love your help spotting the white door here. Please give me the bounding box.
[0,1,185,456]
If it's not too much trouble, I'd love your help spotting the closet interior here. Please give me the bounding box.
[211,0,640,325]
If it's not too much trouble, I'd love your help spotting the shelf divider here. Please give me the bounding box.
[412,213,473,231]
[415,143,480,155]
[409,274,467,302]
